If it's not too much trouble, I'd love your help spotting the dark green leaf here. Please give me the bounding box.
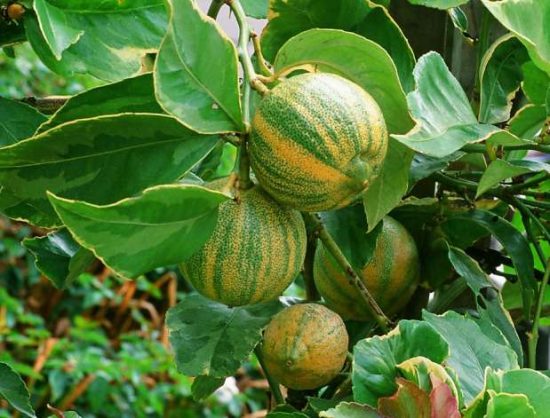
[307,398,340,414]
[191,375,225,401]
[0,114,219,227]
[477,159,549,197]
[48,413,81,418]
[0,97,46,147]
[155,0,243,134]
[166,294,283,377]
[273,29,414,134]
[446,210,536,315]
[319,402,382,418]
[48,184,229,278]
[32,0,168,81]
[352,320,449,406]
[393,52,503,158]
[423,311,519,403]
[241,0,268,18]
[37,73,163,133]
[23,229,94,289]
[481,0,550,74]
[447,246,523,364]
[262,0,415,91]
[0,362,36,418]
[0,18,26,47]
[363,139,414,230]
[479,35,529,124]
[267,405,309,418]
[408,0,468,9]
[448,7,468,33]
[319,204,382,271]
[409,152,465,184]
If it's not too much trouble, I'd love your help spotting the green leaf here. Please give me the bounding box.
[0,97,46,147]
[508,104,547,141]
[522,61,550,106]
[393,52,504,158]
[352,320,449,406]
[0,362,36,418]
[274,29,413,135]
[23,229,94,289]
[422,311,519,404]
[407,0,468,9]
[378,378,431,418]
[166,294,283,377]
[476,159,550,197]
[363,139,414,231]
[155,0,243,134]
[32,0,168,81]
[479,34,529,124]
[37,73,163,133]
[319,204,382,270]
[49,413,81,418]
[446,210,537,315]
[447,246,523,364]
[0,18,26,48]
[48,184,228,278]
[241,0,268,18]
[485,392,535,418]
[481,0,550,75]
[267,406,309,418]
[191,375,225,401]
[319,402,382,418]
[448,7,468,33]
[262,0,415,91]
[0,114,219,227]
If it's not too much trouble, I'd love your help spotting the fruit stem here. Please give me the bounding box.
[207,0,225,18]
[237,134,253,190]
[528,259,550,369]
[226,0,269,97]
[254,345,285,406]
[302,225,320,301]
[304,213,391,332]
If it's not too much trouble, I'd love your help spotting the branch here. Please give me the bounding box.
[254,346,285,406]
[528,260,550,370]
[304,213,390,331]
[462,143,550,153]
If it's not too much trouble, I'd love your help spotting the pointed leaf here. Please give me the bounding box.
[155,0,243,134]
[23,229,94,289]
[48,185,228,278]
[0,97,46,147]
[447,246,523,364]
[166,294,284,377]
[352,320,449,406]
[32,0,168,81]
[479,34,529,124]
[363,139,414,230]
[476,159,550,197]
[319,402,383,418]
[481,0,550,74]
[422,311,519,404]
[191,376,225,401]
[393,52,502,157]
[273,29,413,134]
[0,362,36,418]
[485,392,535,418]
[37,73,164,133]
[0,114,219,227]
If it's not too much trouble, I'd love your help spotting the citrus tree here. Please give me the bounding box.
[0,0,549,417]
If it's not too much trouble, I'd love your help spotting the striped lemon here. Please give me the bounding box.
[262,303,349,390]
[314,216,420,321]
[249,72,388,212]
[180,185,306,306]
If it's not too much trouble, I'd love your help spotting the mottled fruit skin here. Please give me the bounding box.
[249,72,388,212]
[314,216,420,321]
[180,185,306,306]
[262,303,349,390]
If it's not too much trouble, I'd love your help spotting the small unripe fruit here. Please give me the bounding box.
[7,3,25,20]
[262,303,349,390]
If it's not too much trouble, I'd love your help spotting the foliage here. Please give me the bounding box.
[0,0,549,417]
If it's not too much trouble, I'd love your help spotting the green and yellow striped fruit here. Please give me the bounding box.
[180,185,306,307]
[249,72,388,212]
[262,303,349,390]
[314,216,420,321]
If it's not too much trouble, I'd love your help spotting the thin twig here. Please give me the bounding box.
[254,346,285,406]
[528,260,550,369]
